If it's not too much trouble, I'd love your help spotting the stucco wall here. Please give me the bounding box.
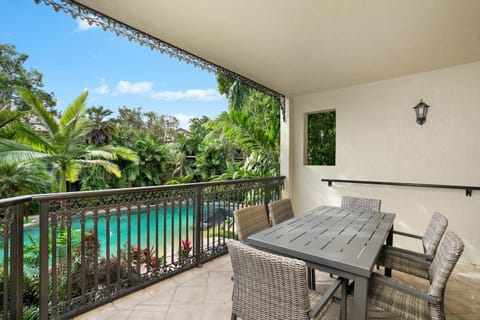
[286,61,480,265]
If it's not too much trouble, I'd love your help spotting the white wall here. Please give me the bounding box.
[286,61,480,265]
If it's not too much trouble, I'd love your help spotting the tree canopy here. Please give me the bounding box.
[0,43,56,112]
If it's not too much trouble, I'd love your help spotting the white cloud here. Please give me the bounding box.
[76,18,98,32]
[174,114,195,129]
[93,79,110,94]
[151,89,222,102]
[113,80,153,95]
[94,84,110,94]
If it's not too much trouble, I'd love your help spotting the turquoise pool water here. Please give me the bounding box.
[14,206,195,259]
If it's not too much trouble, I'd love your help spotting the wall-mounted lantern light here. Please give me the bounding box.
[413,99,430,125]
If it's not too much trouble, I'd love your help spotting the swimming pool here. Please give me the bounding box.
[14,206,196,261]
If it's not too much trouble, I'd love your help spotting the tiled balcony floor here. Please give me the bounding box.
[75,254,480,320]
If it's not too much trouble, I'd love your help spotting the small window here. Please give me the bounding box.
[305,110,336,165]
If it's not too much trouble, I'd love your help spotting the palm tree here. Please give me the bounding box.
[0,162,51,198]
[86,106,116,146]
[0,89,138,193]
[209,84,280,179]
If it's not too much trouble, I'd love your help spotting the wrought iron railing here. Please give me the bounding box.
[0,176,285,319]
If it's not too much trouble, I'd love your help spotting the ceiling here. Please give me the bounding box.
[74,0,480,96]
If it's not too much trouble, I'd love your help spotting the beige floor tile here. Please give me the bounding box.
[128,303,170,320]
[445,289,480,314]
[170,285,206,305]
[179,273,208,287]
[456,314,480,320]
[207,270,233,287]
[202,302,232,320]
[204,284,232,304]
[165,304,203,320]
[112,289,153,310]
[172,267,208,285]
[74,304,122,320]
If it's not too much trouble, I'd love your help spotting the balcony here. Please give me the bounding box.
[0,177,284,319]
[2,176,480,319]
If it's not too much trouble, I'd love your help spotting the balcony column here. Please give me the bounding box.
[280,96,293,200]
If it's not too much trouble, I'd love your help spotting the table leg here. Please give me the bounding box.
[385,226,393,277]
[340,278,348,320]
[307,267,316,290]
[351,276,368,320]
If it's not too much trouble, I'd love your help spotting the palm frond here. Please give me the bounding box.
[17,88,58,136]
[60,91,88,128]
[63,160,81,183]
[78,159,121,177]
[83,149,117,160]
[0,138,49,164]
[59,91,89,143]
[0,109,26,129]
[99,145,139,163]
[12,123,55,154]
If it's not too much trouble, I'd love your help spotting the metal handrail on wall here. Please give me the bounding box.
[321,178,480,197]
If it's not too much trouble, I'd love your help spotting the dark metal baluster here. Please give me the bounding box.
[185,198,189,252]
[136,206,141,275]
[205,191,211,251]
[127,206,132,281]
[214,195,220,248]
[155,202,159,272]
[146,204,151,272]
[106,208,111,292]
[51,212,57,316]
[80,211,86,302]
[163,200,167,267]
[39,200,49,320]
[93,210,99,292]
[116,207,121,287]
[11,204,24,319]
[171,202,175,264]
[66,213,72,309]
[194,187,202,264]
[3,210,10,320]
[179,197,183,263]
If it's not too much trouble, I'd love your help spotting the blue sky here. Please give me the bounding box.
[0,0,228,128]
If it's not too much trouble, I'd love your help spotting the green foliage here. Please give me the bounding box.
[306,111,336,165]
[0,89,138,193]
[210,76,281,179]
[0,43,56,112]
[86,106,115,146]
[211,216,236,238]
[0,162,52,198]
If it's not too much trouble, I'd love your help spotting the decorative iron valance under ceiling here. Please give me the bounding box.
[34,0,286,120]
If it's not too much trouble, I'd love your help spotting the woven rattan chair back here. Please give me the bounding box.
[422,212,448,257]
[428,231,464,307]
[268,198,294,225]
[341,196,381,212]
[227,239,312,320]
[233,205,269,241]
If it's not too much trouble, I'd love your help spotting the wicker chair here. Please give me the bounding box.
[268,198,294,225]
[369,231,464,320]
[227,239,347,320]
[341,196,381,212]
[378,212,448,279]
[234,205,270,241]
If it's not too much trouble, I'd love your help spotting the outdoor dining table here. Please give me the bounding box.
[247,205,395,320]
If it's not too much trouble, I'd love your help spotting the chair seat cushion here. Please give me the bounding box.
[308,290,331,319]
[369,276,431,320]
[378,252,430,279]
